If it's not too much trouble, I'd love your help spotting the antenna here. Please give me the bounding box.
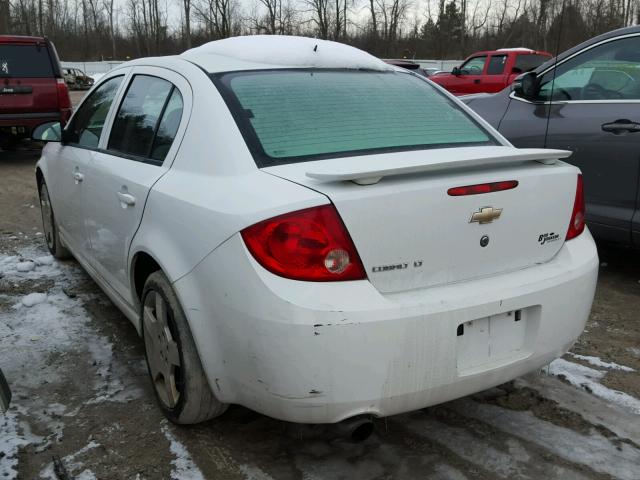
[543,0,567,148]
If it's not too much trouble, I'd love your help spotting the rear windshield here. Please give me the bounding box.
[214,70,496,166]
[514,54,549,73]
[0,44,54,78]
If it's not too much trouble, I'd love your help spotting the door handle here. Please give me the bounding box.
[117,191,136,207]
[473,79,481,84]
[601,120,640,134]
[72,171,84,183]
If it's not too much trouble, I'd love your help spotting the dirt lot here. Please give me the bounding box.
[1,134,640,478]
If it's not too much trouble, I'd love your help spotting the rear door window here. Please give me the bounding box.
[107,75,174,159]
[0,44,53,77]
[487,55,507,75]
[150,89,183,162]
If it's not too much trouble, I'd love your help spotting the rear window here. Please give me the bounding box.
[215,70,495,166]
[514,54,549,73]
[0,44,54,77]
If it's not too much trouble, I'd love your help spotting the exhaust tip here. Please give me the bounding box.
[350,419,374,442]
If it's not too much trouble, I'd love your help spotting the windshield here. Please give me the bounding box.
[214,70,496,167]
[0,44,54,77]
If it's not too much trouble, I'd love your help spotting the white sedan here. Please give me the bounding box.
[33,36,598,426]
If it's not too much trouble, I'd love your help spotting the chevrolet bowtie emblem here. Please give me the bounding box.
[470,207,502,224]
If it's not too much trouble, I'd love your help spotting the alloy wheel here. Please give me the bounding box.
[143,290,182,408]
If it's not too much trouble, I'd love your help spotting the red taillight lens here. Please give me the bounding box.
[56,78,72,125]
[566,174,585,240]
[447,180,518,196]
[241,205,367,282]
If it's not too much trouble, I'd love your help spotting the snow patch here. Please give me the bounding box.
[16,261,35,272]
[239,464,275,480]
[39,441,100,479]
[0,410,36,480]
[569,353,635,372]
[21,292,48,307]
[161,422,206,480]
[548,359,640,414]
[182,35,392,72]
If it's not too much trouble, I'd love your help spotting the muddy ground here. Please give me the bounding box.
[1,106,639,479]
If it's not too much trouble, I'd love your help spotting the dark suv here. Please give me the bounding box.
[0,35,72,148]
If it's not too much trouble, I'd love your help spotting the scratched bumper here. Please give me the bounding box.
[174,231,598,424]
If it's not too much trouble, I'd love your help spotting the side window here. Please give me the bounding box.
[460,56,487,75]
[68,75,123,148]
[150,89,183,162]
[487,55,507,75]
[108,75,173,158]
[538,36,640,101]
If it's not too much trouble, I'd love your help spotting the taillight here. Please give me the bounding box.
[566,174,585,240]
[241,205,366,282]
[448,180,518,196]
[56,78,72,125]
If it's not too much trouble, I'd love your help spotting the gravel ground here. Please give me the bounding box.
[1,133,639,479]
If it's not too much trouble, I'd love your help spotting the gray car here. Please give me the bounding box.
[465,26,640,246]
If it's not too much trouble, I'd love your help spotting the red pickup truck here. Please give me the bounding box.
[0,35,72,148]
[429,48,552,96]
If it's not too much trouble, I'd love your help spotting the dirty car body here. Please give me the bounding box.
[35,36,598,424]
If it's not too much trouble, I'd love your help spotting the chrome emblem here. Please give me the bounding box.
[470,207,502,224]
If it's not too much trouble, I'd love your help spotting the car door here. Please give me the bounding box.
[482,54,508,92]
[449,55,487,95]
[46,74,125,256]
[82,67,189,304]
[500,33,640,244]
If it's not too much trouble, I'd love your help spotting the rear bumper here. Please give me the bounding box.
[0,112,63,137]
[175,230,598,423]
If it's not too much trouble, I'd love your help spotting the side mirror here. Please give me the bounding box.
[513,71,538,99]
[0,369,11,414]
[452,66,461,76]
[32,121,62,142]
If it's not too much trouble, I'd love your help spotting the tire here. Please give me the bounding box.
[38,180,71,259]
[141,271,227,424]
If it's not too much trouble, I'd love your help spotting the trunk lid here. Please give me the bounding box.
[264,146,578,293]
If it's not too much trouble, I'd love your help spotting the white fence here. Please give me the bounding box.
[414,60,462,72]
[61,59,462,76]
[61,61,124,76]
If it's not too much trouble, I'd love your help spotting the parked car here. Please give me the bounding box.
[464,26,640,246]
[32,36,598,426]
[0,368,11,414]
[63,67,95,90]
[0,35,72,148]
[383,59,440,77]
[430,48,552,95]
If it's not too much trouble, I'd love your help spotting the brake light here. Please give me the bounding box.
[56,78,72,125]
[241,205,366,282]
[566,174,585,240]
[447,180,518,196]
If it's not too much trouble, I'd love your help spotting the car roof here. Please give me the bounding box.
[179,35,393,74]
[466,48,551,57]
[534,25,640,74]
[0,35,47,44]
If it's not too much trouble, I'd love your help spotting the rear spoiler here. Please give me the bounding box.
[304,147,572,185]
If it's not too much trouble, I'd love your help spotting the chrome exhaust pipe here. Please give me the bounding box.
[333,415,375,442]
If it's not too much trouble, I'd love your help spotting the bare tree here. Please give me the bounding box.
[305,0,330,38]
[183,0,192,48]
